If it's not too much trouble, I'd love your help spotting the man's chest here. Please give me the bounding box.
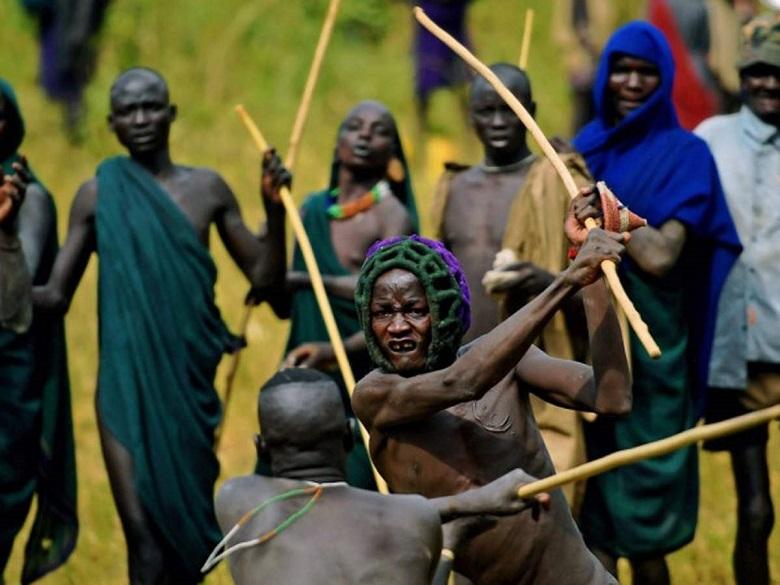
[154,178,219,242]
[444,172,525,250]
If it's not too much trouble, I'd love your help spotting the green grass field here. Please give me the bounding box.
[2,0,778,583]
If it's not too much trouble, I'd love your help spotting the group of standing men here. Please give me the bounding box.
[0,10,779,585]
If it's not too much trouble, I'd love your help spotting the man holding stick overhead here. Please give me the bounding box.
[696,15,780,585]
[570,22,741,583]
[352,233,631,585]
[210,368,550,585]
[33,67,288,584]
[430,62,595,511]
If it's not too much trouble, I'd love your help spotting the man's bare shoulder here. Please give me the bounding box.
[70,177,99,219]
[178,165,234,198]
[215,475,287,530]
[352,369,394,422]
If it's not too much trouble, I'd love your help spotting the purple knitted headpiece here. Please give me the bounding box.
[356,235,472,373]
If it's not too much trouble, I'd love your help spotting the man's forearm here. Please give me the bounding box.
[582,279,631,414]
[448,274,577,401]
[252,206,286,287]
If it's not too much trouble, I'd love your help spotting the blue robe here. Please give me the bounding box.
[573,22,741,557]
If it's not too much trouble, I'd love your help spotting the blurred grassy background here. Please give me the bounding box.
[1,0,778,583]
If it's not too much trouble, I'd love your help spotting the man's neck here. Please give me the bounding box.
[274,462,347,485]
[483,144,533,170]
[130,148,175,177]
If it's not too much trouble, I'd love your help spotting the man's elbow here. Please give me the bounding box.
[594,388,633,417]
[637,254,677,279]
[33,287,70,315]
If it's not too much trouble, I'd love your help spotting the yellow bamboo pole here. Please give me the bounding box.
[217,0,342,447]
[518,8,534,70]
[517,403,780,498]
[235,105,389,494]
[285,0,342,172]
[413,6,661,359]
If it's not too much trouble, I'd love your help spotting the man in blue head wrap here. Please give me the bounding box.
[570,21,741,583]
[352,233,633,585]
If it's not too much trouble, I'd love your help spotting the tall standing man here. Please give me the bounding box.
[33,67,288,584]
[430,62,594,509]
[696,14,780,585]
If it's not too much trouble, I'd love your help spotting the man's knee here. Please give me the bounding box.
[739,495,775,541]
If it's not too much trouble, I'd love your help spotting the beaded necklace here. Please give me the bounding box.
[326,180,391,220]
[201,485,324,573]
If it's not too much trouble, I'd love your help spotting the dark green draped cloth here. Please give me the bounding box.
[0,77,77,584]
[95,156,234,579]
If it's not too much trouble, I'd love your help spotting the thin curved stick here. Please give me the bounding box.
[218,0,342,448]
[234,106,389,494]
[414,6,661,359]
[518,8,534,70]
[517,403,780,498]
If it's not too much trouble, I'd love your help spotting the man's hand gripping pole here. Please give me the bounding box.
[235,105,389,495]
[414,7,660,359]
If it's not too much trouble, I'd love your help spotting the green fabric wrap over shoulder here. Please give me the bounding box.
[95,156,234,579]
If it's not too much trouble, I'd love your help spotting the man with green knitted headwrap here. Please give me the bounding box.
[353,232,632,585]
[0,78,77,584]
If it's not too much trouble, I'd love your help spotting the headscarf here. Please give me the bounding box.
[327,103,419,232]
[0,78,26,170]
[573,21,741,398]
[355,235,470,374]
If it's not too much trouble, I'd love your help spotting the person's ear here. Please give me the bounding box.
[528,100,537,119]
[107,113,115,131]
[255,433,271,464]
[168,104,177,123]
[343,420,355,453]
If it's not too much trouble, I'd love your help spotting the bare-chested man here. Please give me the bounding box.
[270,100,417,489]
[351,233,631,585]
[212,368,549,585]
[33,67,288,584]
[431,62,594,509]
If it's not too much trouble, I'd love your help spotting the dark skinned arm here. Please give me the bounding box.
[17,183,54,277]
[429,469,550,585]
[32,179,97,314]
[352,229,626,431]
[212,151,287,301]
[283,331,366,369]
[571,188,686,279]
[518,276,631,415]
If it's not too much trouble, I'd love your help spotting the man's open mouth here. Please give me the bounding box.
[388,340,417,353]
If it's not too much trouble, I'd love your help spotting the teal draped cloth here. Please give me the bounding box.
[95,156,235,579]
[0,76,77,584]
[581,264,698,558]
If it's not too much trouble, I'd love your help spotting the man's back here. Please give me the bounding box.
[216,475,442,585]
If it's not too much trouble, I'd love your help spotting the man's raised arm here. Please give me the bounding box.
[352,229,626,431]
[33,179,97,313]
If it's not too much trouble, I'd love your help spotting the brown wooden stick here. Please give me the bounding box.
[217,0,343,448]
[233,106,389,494]
[413,6,661,359]
[517,403,780,498]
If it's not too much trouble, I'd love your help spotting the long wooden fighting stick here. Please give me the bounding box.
[518,8,534,69]
[517,403,780,498]
[217,0,342,447]
[234,105,390,495]
[414,7,661,359]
